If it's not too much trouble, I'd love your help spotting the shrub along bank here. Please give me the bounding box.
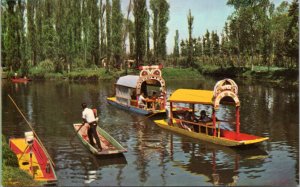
[198,65,298,84]
[5,64,298,84]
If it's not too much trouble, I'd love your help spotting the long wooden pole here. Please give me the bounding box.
[8,94,55,167]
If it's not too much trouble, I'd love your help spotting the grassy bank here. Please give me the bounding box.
[2,135,41,186]
[198,65,298,84]
[4,66,298,84]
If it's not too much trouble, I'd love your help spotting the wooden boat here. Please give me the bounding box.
[11,77,32,83]
[107,65,167,115]
[153,79,269,147]
[9,132,57,185]
[73,123,127,155]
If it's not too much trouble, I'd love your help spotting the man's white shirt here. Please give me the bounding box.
[82,108,96,123]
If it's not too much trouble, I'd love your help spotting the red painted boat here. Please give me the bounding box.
[11,78,32,83]
[9,134,57,185]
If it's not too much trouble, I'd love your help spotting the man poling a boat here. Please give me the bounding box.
[81,103,102,152]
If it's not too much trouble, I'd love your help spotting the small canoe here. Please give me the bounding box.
[73,123,127,155]
[9,137,57,184]
[11,78,32,83]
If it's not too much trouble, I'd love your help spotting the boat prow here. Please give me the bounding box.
[73,123,127,156]
[9,137,57,184]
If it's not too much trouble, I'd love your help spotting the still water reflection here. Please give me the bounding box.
[2,78,299,186]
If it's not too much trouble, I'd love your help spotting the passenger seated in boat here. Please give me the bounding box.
[199,110,212,122]
[150,91,161,110]
[138,93,147,109]
[184,111,201,132]
[177,111,194,131]
[13,72,18,79]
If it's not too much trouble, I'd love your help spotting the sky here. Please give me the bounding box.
[120,0,291,54]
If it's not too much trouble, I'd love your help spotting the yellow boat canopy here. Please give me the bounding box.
[169,89,214,105]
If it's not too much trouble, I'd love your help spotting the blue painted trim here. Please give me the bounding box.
[107,99,152,115]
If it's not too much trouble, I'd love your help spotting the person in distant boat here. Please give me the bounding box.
[138,92,147,109]
[150,91,159,109]
[199,110,212,122]
[81,103,102,152]
[13,72,18,79]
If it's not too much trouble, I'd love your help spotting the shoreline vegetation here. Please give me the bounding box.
[2,65,298,85]
[3,65,299,86]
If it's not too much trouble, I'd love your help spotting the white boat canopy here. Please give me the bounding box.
[116,75,140,88]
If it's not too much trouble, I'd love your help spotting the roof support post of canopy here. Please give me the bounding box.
[236,106,240,135]
[212,108,216,137]
[169,102,174,126]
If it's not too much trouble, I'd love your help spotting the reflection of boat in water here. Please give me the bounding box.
[154,79,269,147]
[169,136,268,186]
[107,65,167,115]
[82,154,127,184]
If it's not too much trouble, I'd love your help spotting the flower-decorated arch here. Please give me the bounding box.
[136,74,166,95]
[213,79,240,110]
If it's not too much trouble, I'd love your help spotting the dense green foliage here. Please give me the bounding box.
[1,0,297,79]
[179,0,298,70]
[111,0,123,68]
[133,0,147,66]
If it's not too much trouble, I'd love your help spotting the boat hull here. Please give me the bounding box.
[73,123,127,155]
[11,78,32,83]
[107,97,154,115]
[9,138,57,184]
[154,119,269,147]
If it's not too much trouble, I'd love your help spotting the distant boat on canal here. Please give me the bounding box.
[107,65,168,115]
[11,77,32,83]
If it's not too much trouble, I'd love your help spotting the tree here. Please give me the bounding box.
[204,30,211,56]
[1,4,8,67]
[211,31,220,56]
[150,0,158,62]
[90,0,100,66]
[27,0,37,66]
[99,0,106,60]
[157,0,169,60]
[180,40,188,57]
[284,0,299,67]
[106,0,112,71]
[128,20,135,58]
[111,0,123,68]
[150,0,169,61]
[5,0,20,71]
[145,10,151,61]
[43,0,57,61]
[133,0,147,66]
[271,1,289,67]
[194,37,202,57]
[187,9,194,67]
[173,30,180,57]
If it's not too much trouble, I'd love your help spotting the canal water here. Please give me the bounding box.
[2,77,299,186]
